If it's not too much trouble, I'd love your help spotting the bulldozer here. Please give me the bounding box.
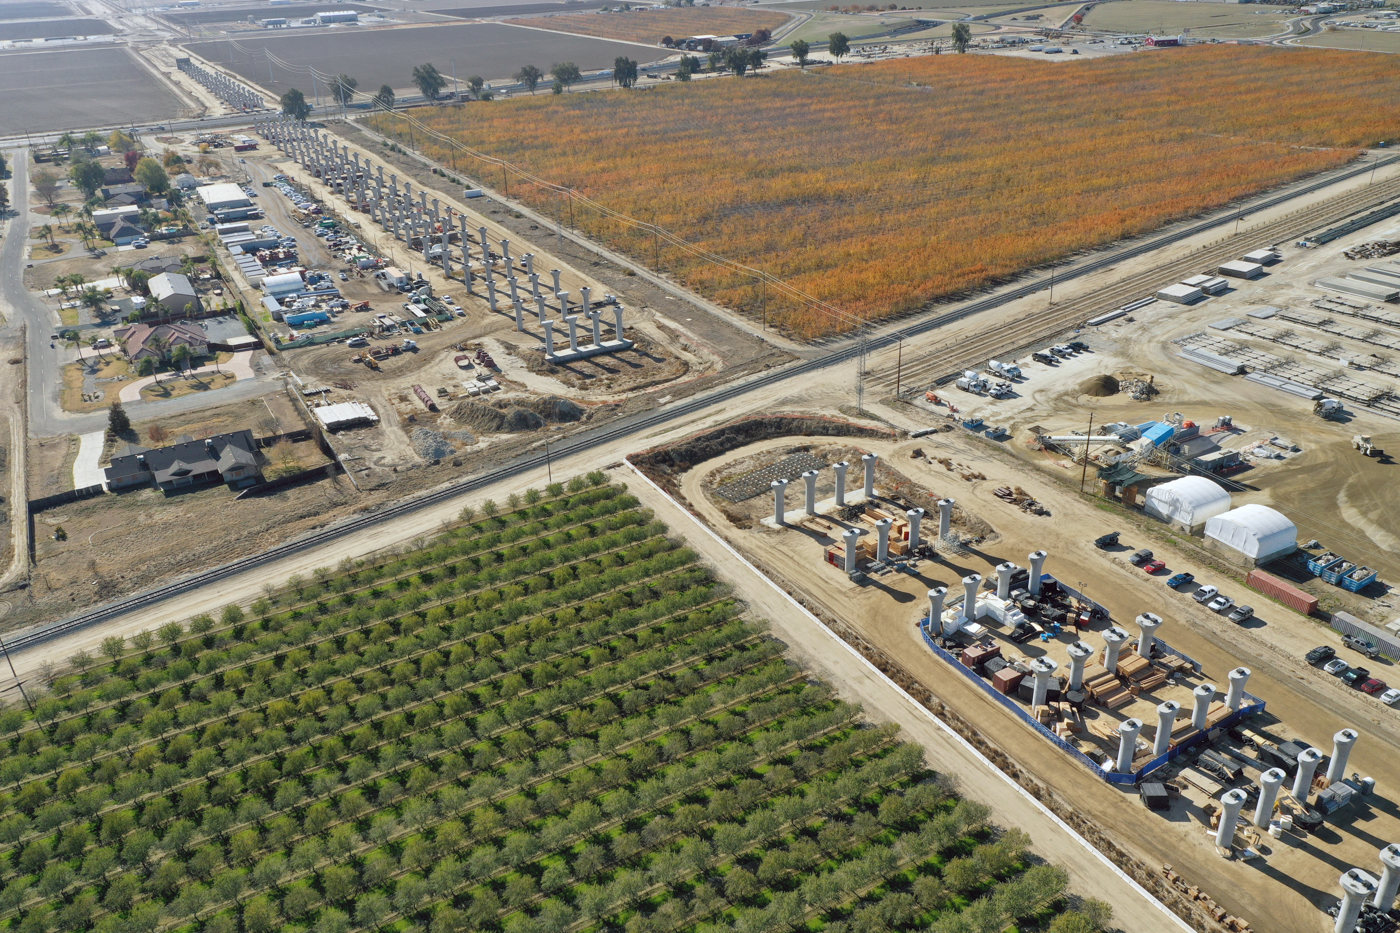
[1353,435,1384,458]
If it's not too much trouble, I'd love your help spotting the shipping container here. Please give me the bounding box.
[1246,569,1319,616]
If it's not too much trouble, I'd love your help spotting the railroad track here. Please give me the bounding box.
[8,157,1400,655]
[869,166,1400,393]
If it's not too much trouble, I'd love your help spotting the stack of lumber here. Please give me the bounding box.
[1117,653,1168,691]
[1161,864,1251,933]
[1082,663,1132,709]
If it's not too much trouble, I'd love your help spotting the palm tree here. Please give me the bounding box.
[79,286,111,320]
[76,220,98,249]
[111,266,131,289]
[37,224,54,247]
[51,203,71,229]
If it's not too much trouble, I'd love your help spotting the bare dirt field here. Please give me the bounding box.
[1081,0,1292,37]
[185,21,661,92]
[1300,29,1400,54]
[505,7,792,46]
[158,1,384,24]
[0,47,187,134]
[0,1,69,19]
[670,425,1400,933]
[0,17,113,39]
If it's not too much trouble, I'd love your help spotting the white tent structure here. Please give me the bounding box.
[1204,504,1297,565]
[1143,477,1232,533]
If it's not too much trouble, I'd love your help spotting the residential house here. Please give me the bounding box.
[107,217,147,246]
[149,272,201,316]
[174,173,200,190]
[91,205,143,238]
[112,321,208,361]
[101,182,149,205]
[104,430,261,491]
[103,166,134,186]
[131,255,184,277]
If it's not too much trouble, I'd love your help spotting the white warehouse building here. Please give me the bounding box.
[1143,476,1231,534]
[1204,504,1298,566]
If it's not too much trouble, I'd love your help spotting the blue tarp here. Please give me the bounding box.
[285,310,330,327]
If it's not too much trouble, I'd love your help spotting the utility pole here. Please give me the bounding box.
[1079,411,1094,493]
[1049,267,1055,306]
[856,328,868,413]
[895,336,903,397]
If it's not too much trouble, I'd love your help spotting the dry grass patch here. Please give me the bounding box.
[61,357,133,412]
[138,370,236,401]
[379,46,1400,338]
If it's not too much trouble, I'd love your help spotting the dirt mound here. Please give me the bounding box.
[1079,374,1120,397]
[449,395,585,434]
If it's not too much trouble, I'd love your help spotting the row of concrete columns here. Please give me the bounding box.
[258,117,478,285]
[181,59,263,110]
[773,454,880,526]
[258,117,632,356]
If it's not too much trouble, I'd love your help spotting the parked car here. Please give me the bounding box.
[1094,532,1120,549]
[1167,572,1195,588]
[1343,634,1380,659]
[1325,658,1350,676]
[339,271,349,281]
[1360,678,1388,696]
[1343,667,1370,687]
[1142,559,1166,573]
[1032,351,1057,364]
[1069,340,1089,351]
[1227,605,1254,624]
[1192,585,1219,604]
[1208,594,1235,613]
[1381,688,1400,706]
[1306,645,1337,665]
[1128,549,1153,566]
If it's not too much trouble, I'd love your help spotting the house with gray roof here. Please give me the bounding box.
[104,430,261,491]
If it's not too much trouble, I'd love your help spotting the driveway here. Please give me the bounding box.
[72,430,106,488]
[118,349,259,402]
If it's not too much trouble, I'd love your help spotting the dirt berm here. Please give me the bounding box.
[632,415,898,492]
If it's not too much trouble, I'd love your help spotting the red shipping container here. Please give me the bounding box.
[1246,569,1318,616]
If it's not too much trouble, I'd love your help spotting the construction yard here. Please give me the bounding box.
[640,412,1400,933]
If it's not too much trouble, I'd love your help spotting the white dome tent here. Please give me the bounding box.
[1204,504,1298,566]
[1143,476,1232,533]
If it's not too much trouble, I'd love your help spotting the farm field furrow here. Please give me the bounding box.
[185,23,659,97]
[371,46,1400,338]
[0,478,1110,933]
[504,8,791,45]
[0,47,188,135]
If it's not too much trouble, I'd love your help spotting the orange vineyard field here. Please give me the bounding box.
[372,47,1400,338]
[503,7,791,46]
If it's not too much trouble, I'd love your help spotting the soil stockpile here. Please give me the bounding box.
[450,395,586,433]
[1080,375,1120,397]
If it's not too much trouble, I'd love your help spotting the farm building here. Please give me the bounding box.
[1204,504,1298,566]
[263,271,306,297]
[197,182,255,219]
[315,10,358,23]
[1142,476,1231,533]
